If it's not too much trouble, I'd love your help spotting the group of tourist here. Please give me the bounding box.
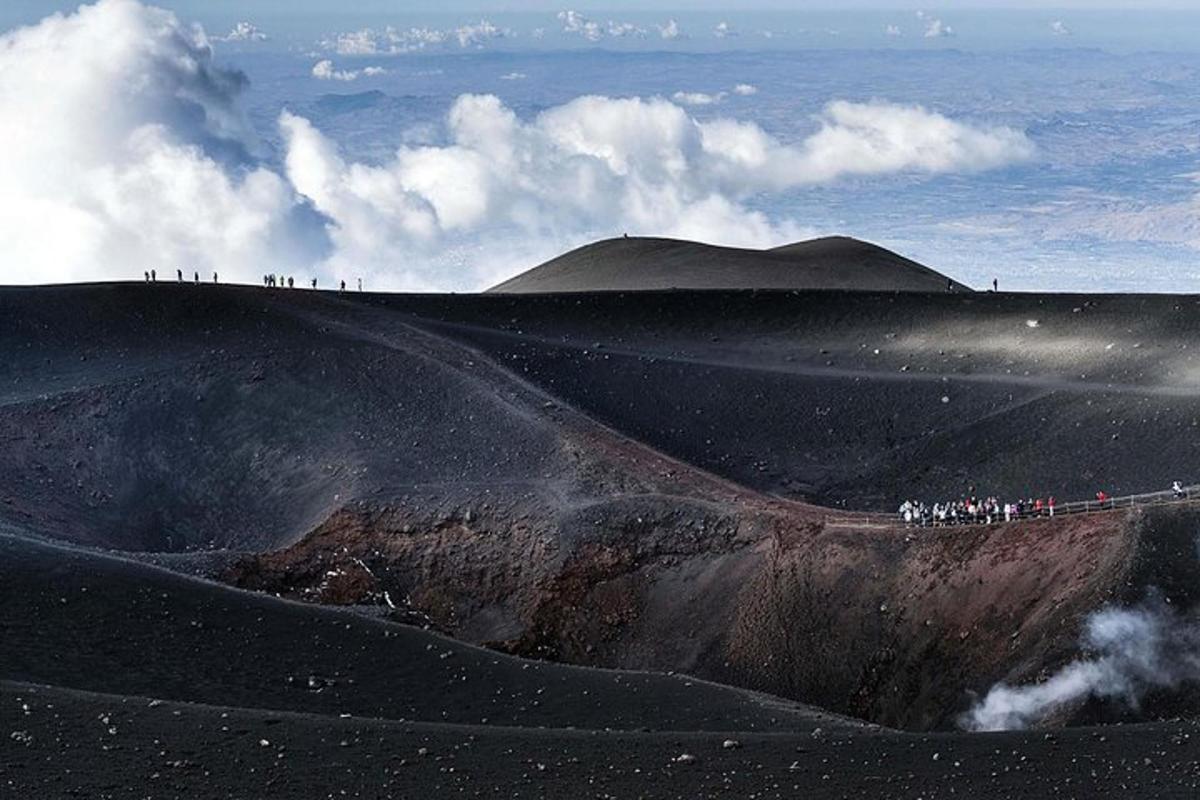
[141,270,362,293]
[898,496,1057,527]
[142,269,217,284]
[262,274,359,292]
[900,481,1190,527]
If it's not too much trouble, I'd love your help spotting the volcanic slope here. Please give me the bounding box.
[487,235,971,293]
[7,531,1200,800]
[401,289,1200,509]
[10,283,1200,737]
[227,288,1200,730]
[0,282,785,553]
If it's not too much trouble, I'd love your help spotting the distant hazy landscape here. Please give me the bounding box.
[6,3,1200,292]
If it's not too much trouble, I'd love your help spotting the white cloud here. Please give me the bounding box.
[557,10,602,42]
[214,21,267,43]
[733,83,758,96]
[394,27,449,50]
[672,91,726,106]
[280,95,1032,287]
[923,17,954,38]
[1,1,1034,291]
[0,0,322,287]
[886,24,903,37]
[499,72,527,81]
[607,21,645,38]
[557,10,644,42]
[658,19,683,40]
[780,101,1033,184]
[325,28,382,55]
[1050,20,1071,37]
[312,59,359,81]
[713,21,737,39]
[453,20,508,48]
[321,21,506,55]
[311,60,385,82]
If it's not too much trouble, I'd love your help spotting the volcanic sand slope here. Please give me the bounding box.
[8,681,1200,800]
[0,283,777,553]
[224,288,1200,729]
[7,532,1200,800]
[0,531,846,733]
[7,282,1200,762]
[487,236,972,293]
[396,290,1200,509]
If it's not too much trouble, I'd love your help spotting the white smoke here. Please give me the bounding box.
[964,597,1200,731]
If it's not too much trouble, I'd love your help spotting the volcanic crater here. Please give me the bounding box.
[7,237,1200,797]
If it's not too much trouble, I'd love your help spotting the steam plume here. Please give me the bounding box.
[964,596,1200,731]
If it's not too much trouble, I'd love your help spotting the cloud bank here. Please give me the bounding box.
[0,0,1035,290]
[321,21,507,55]
[278,94,1032,286]
[557,11,657,42]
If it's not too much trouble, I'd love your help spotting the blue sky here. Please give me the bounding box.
[2,1,1200,291]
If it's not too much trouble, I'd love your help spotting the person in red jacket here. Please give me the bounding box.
[1096,490,1109,508]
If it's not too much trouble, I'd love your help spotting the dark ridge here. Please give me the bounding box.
[487,235,970,294]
